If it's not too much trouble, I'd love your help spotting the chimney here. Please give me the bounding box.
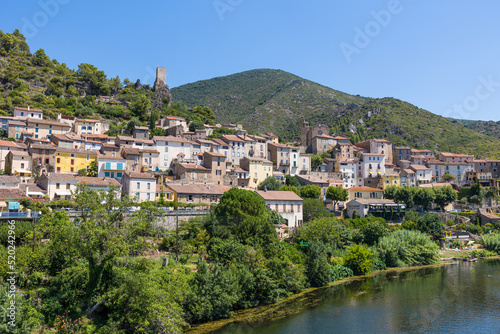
[28,106,30,111]
[264,186,267,192]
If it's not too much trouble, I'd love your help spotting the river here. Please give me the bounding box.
[213,259,500,334]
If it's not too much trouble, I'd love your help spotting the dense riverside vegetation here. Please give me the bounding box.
[4,186,493,333]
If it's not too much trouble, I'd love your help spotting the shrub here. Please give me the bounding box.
[343,245,373,276]
[331,265,353,281]
[449,240,462,249]
[377,230,439,268]
[470,249,497,258]
[480,234,500,254]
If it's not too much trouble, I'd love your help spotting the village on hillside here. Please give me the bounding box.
[0,68,499,232]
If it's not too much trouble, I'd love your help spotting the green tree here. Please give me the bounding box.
[343,244,373,275]
[192,106,216,125]
[257,176,282,191]
[305,242,332,287]
[189,119,205,132]
[33,48,51,67]
[416,213,444,239]
[326,186,348,211]
[360,221,388,246]
[279,185,299,195]
[394,186,416,209]
[414,188,436,210]
[303,198,331,223]
[0,284,43,333]
[297,217,341,246]
[311,154,323,170]
[86,160,98,177]
[441,173,456,182]
[213,188,267,220]
[300,184,322,199]
[126,117,141,134]
[285,174,301,188]
[433,186,458,211]
[71,186,141,306]
[130,94,152,120]
[384,185,400,200]
[77,63,106,94]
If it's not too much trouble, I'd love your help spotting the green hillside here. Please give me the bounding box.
[1,29,499,159]
[172,69,500,159]
[450,118,500,140]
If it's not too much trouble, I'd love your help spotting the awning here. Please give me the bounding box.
[28,192,45,196]
[14,169,32,174]
[55,191,72,196]
[0,201,7,207]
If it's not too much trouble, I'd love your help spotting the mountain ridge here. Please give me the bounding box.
[172,69,500,159]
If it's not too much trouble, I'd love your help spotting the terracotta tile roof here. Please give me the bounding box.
[178,163,210,171]
[45,173,77,181]
[410,165,431,170]
[10,151,30,157]
[242,156,272,163]
[76,176,121,187]
[0,140,20,148]
[126,172,155,180]
[313,134,336,139]
[349,186,383,192]
[8,120,27,126]
[0,176,20,184]
[153,136,195,144]
[156,184,173,193]
[255,190,303,201]
[75,118,100,123]
[221,135,246,143]
[167,183,229,195]
[27,118,71,127]
[56,147,99,155]
[203,151,226,158]
[0,188,26,200]
[15,107,43,112]
[31,143,57,150]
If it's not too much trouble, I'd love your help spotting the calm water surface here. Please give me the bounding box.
[216,259,500,334]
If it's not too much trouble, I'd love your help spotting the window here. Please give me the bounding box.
[57,158,60,163]
[56,183,60,189]
[66,183,70,190]
[45,158,49,164]
[71,154,75,158]
[71,159,74,165]
[21,163,24,168]
[147,183,151,190]
[35,135,38,139]
[137,182,140,189]
[70,167,74,172]
[87,155,90,161]
[147,193,151,200]
[105,172,110,177]
[57,167,61,172]
[188,195,193,201]
[136,193,140,199]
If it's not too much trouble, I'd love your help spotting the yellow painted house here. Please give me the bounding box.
[382,173,401,190]
[55,147,98,174]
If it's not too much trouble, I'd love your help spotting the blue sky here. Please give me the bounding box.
[1,0,500,121]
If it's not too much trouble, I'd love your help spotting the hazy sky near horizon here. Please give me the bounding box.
[1,0,500,121]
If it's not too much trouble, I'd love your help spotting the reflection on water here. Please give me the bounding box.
[216,259,500,334]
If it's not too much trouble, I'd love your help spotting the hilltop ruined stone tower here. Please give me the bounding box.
[153,66,172,107]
